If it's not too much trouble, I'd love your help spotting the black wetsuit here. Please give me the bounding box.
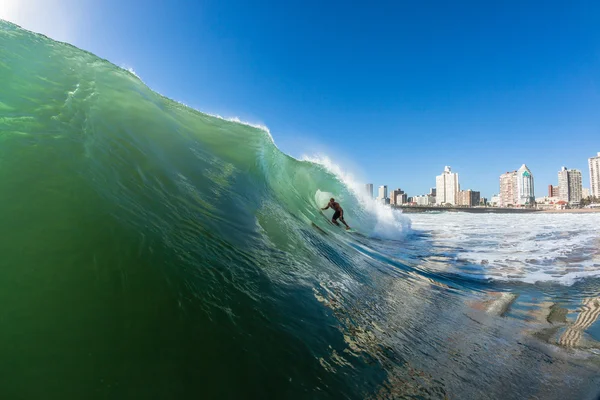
[330,202,343,221]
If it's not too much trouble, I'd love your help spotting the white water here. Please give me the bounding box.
[409,212,600,285]
[307,155,411,240]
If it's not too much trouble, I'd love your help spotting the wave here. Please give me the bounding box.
[2,19,600,400]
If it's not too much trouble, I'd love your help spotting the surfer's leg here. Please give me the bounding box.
[332,210,341,226]
[339,212,350,229]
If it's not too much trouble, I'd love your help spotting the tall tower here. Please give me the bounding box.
[365,183,373,198]
[377,185,388,202]
[516,164,535,205]
[558,167,582,203]
[499,171,517,207]
[436,166,459,205]
[589,152,600,198]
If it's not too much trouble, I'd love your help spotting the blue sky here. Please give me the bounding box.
[3,0,599,198]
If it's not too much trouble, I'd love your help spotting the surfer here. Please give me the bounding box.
[321,198,351,230]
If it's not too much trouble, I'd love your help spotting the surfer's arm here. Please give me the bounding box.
[321,204,330,210]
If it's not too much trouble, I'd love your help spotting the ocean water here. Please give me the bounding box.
[1,20,600,399]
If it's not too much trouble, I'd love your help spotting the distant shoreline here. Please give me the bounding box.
[395,206,539,213]
[539,208,600,214]
[395,205,600,214]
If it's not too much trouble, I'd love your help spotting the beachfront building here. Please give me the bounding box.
[389,188,406,205]
[435,166,459,205]
[548,185,560,198]
[377,185,388,204]
[590,152,600,198]
[558,167,583,204]
[490,194,500,207]
[535,195,561,209]
[499,171,517,207]
[414,194,435,206]
[457,190,481,207]
[396,192,408,205]
[500,165,535,207]
[365,183,373,198]
[582,188,590,199]
[516,164,535,206]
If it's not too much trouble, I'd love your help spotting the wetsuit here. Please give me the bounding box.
[330,202,343,221]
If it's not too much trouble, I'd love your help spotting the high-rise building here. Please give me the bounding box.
[436,166,459,205]
[377,185,388,203]
[558,167,583,204]
[500,165,535,207]
[548,185,560,198]
[389,188,406,205]
[365,183,373,198]
[389,188,397,205]
[516,164,535,205]
[414,194,435,206]
[552,186,560,197]
[582,188,590,199]
[548,185,560,197]
[589,152,600,198]
[457,190,481,207]
[396,192,408,205]
[499,171,517,207]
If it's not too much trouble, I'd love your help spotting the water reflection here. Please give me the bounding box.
[559,297,600,348]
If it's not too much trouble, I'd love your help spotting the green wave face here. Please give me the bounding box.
[0,20,401,399]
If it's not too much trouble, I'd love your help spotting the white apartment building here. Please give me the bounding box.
[516,164,535,205]
[365,183,373,198]
[389,188,405,205]
[490,194,500,207]
[395,193,408,205]
[558,167,582,204]
[414,194,435,206]
[590,152,600,198]
[436,166,459,205]
[582,188,590,199]
[377,185,388,203]
[500,164,535,206]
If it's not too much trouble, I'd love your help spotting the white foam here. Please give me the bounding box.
[409,213,600,285]
[121,65,140,78]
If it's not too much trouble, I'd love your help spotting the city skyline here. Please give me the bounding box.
[369,154,597,201]
[365,150,598,205]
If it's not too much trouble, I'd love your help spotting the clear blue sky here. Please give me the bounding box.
[4,0,600,198]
